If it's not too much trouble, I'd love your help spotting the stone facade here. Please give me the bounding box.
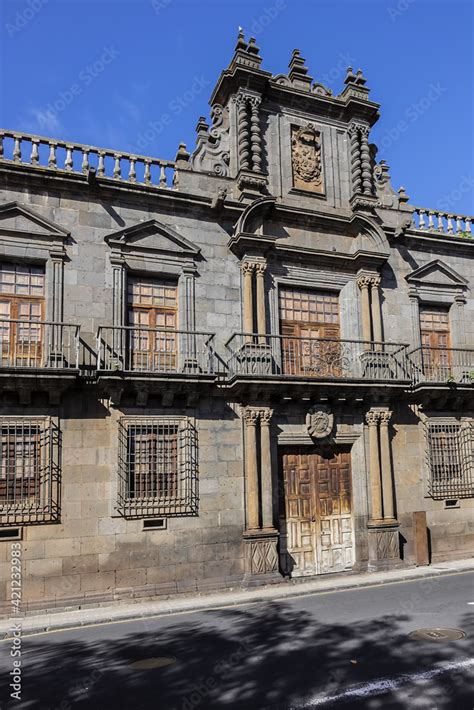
[0,35,473,614]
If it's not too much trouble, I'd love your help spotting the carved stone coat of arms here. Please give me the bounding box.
[291,124,324,193]
[306,405,334,439]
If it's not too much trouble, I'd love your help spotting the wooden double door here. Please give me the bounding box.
[280,449,354,576]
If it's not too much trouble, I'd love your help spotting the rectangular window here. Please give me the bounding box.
[419,306,451,379]
[279,287,340,376]
[0,418,59,526]
[426,421,474,499]
[127,276,178,371]
[0,262,45,367]
[117,417,197,518]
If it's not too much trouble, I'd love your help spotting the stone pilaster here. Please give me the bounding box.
[366,410,383,523]
[359,125,374,195]
[241,261,255,338]
[260,408,274,529]
[255,262,266,341]
[249,96,262,173]
[243,407,259,530]
[236,93,250,171]
[370,276,383,344]
[349,122,362,195]
[357,275,372,343]
[379,410,396,522]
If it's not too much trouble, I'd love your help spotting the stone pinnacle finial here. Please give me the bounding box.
[235,28,248,51]
[355,69,367,86]
[344,66,356,84]
[288,48,312,89]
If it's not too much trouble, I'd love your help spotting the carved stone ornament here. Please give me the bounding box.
[306,405,334,439]
[291,124,323,193]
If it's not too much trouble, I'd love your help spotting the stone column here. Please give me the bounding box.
[50,251,65,324]
[249,96,262,173]
[110,255,127,368]
[348,122,362,194]
[366,410,382,522]
[379,411,395,521]
[180,267,197,372]
[359,125,373,195]
[357,276,372,343]
[244,408,260,530]
[370,276,383,344]
[241,261,255,340]
[255,262,266,343]
[236,93,250,171]
[260,408,274,529]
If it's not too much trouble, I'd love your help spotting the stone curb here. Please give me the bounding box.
[1,561,473,638]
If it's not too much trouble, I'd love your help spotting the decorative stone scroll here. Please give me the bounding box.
[291,124,324,193]
[306,405,334,439]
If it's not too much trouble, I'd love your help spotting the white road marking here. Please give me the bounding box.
[298,658,474,707]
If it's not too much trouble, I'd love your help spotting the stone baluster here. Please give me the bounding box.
[144,160,151,184]
[30,140,39,166]
[255,262,266,343]
[349,123,362,194]
[48,142,57,168]
[128,157,136,183]
[379,411,395,521]
[113,154,121,179]
[357,275,372,343]
[447,214,454,234]
[159,163,167,188]
[366,410,383,522]
[466,218,472,234]
[260,408,274,530]
[456,216,463,234]
[13,136,21,163]
[241,261,255,340]
[81,149,90,174]
[359,125,373,195]
[97,151,105,177]
[65,146,73,171]
[0,134,3,159]
[428,211,435,231]
[236,94,250,171]
[249,97,262,173]
[437,212,444,232]
[244,408,260,530]
[418,209,426,229]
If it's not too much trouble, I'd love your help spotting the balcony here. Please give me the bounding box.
[410,346,474,386]
[225,333,411,395]
[0,319,80,401]
[96,326,217,402]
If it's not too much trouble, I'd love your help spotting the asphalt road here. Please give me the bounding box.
[1,571,473,710]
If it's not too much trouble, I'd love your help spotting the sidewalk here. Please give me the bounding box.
[2,558,473,638]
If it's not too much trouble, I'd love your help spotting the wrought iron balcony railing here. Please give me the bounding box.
[97,326,216,375]
[225,334,411,382]
[0,320,80,370]
[409,346,474,385]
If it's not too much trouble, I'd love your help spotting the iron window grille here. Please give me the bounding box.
[426,420,474,499]
[117,417,198,518]
[0,417,60,526]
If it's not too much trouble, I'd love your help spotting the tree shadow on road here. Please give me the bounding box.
[2,604,473,710]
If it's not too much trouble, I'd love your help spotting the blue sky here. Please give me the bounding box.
[1,0,473,213]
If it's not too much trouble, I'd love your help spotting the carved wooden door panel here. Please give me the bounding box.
[281,450,354,576]
[312,451,354,573]
[281,452,317,575]
[420,306,451,380]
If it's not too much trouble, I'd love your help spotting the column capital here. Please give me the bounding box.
[379,410,392,426]
[241,260,256,276]
[242,407,260,425]
[259,408,273,425]
[254,262,266,277]
[357,274,372,290]
[366,410,381,426]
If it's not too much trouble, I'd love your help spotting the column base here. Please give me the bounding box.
[243,528,280,578]
[367,521,403,571]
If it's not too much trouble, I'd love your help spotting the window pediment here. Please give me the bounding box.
[406,260,468,289]
[0,201,69,243]
[105,219,201,260]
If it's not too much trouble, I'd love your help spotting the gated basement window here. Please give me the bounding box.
[117,417,198,518]
[426,421,474,499]
[0,417,59,526]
